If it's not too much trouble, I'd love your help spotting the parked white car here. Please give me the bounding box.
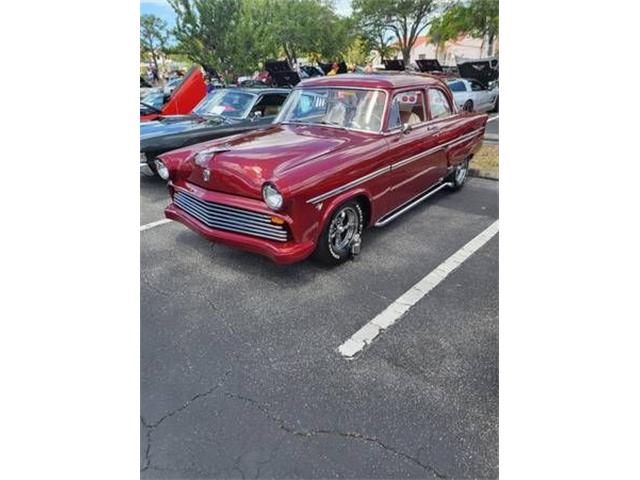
[446,78,498,113]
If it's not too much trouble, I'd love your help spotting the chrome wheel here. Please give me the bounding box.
[455,161,468,184]
[329,206,359,251]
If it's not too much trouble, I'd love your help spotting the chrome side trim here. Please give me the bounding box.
[306,166,390,204]
[306,127,483,205]
[374,182,454,227]
[390,144,443,170]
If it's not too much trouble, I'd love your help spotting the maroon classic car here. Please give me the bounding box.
[156,74,487,265]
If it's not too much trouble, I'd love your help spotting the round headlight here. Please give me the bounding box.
[154,159,170,180]
[262,183,283,210]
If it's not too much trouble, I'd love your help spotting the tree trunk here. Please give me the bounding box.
[401,47,411,65]
[487,34,495,57]
[283,43,293,66]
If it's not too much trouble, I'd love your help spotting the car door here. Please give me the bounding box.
[383,89,444,212]
[469,80,494,112]
[424,86,458,178]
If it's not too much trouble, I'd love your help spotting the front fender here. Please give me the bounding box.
[315,187,374,236]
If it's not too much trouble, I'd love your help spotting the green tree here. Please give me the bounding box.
[258,0,352,65]
[140,14,170,76]
[353,0,439,65]
[429,0,499,56]
[343,35,371,66]
[353,0,394,62]
[168,0,351,78]
[169,0,243,78]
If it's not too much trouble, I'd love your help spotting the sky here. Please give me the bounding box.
[140,0,353,27]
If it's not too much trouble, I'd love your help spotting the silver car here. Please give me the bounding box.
[447,78,498,113]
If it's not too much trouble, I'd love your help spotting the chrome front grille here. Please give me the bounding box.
[173,190,289,242]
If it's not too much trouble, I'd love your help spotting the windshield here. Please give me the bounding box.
[193,90,255,119]
[276,88,386,132]
[141,90,165,109]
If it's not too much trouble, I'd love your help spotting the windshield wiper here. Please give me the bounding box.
[199,113,232,124]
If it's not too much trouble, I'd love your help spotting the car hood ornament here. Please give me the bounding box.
[194,144,232,167]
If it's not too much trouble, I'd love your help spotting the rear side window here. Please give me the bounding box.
[428,89,452,120]
[388,90,426,129]
[447,81,466,92]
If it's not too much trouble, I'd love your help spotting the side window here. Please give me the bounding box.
[252,94,287,116]
[470,81,485,92]
[428,89,452,120]
[387,90,426,129]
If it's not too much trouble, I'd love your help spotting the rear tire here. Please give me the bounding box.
[448,159,469,191]
[313,200,364,265]
[463,100,474,112]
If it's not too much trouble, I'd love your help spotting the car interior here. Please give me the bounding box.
[390,91,426,128]
[250,94,288,117]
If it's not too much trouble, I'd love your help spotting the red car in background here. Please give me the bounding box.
[140,67,206,122]
[156,74,487,265]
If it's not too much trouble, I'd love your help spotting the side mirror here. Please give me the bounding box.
[402,123,412,134]
[251,111,262,121]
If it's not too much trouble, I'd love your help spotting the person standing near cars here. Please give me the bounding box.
[327,63,339,76]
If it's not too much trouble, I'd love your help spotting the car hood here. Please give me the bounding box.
[163,124,357,199]
[457,57,499,86]
[415,59,443,73]
[140,115,224,140]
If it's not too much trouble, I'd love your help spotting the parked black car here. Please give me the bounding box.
[140,88,290,176]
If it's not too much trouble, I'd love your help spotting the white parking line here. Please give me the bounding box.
[337,220,499,359]
[487,114,499,123]
[140,218,171,232]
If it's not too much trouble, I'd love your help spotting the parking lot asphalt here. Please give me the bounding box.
[141,175,499,479]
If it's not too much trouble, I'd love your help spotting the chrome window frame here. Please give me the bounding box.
[385,88,429,132]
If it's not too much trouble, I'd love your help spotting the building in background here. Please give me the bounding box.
[372,34,498,67]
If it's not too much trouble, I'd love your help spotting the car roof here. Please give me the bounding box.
[299,73,446,90]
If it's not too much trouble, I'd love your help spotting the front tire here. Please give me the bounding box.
[313,200,364,265]
[463,100,474,112]
[448,159,469,191]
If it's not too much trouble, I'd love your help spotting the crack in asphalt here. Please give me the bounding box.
[141,377,446,478]
[141,271,217,312]
[223,391,448,479]
[141,370,232,472]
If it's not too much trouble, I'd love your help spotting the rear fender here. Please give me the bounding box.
[446,114,487,167]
